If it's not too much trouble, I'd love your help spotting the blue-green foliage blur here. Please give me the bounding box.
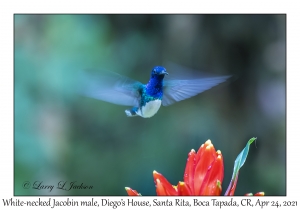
[14,14,286,195]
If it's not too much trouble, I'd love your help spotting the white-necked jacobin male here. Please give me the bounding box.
[81,66,230,118]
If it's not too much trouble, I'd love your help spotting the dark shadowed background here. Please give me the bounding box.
[14,14,285,195]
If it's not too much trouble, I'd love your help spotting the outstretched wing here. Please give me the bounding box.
[162,76,231,106]
[78,70,143,107]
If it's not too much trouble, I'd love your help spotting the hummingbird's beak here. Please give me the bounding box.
[161,70,168,75]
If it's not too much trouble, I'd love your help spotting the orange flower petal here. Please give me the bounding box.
[153,171,177,195]
[172,185,178,194]
[245,192,264,196]
[177,181,192,196]
[183,149,196,194]
[194,143,217,195]
[199,152,224,195]
[125,187,140,196]
[254,192,265,196]
[195,140,214,164]
[156,179,167,195]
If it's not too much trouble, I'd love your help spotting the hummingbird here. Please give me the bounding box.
[81,66,230,118]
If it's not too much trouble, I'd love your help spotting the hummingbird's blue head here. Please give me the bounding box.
[151,66,168,78]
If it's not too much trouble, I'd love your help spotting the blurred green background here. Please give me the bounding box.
[14,14,285,195]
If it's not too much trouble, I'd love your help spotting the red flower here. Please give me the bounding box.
[245,192,265,196]
[125,139,263,196]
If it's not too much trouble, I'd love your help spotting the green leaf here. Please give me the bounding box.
[224,137,256,195]
[232,137,256,179]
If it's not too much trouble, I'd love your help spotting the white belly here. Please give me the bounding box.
[137,100,162,118]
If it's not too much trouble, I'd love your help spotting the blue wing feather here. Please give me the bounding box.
[162,76,231,106]
[79,70,142,107]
